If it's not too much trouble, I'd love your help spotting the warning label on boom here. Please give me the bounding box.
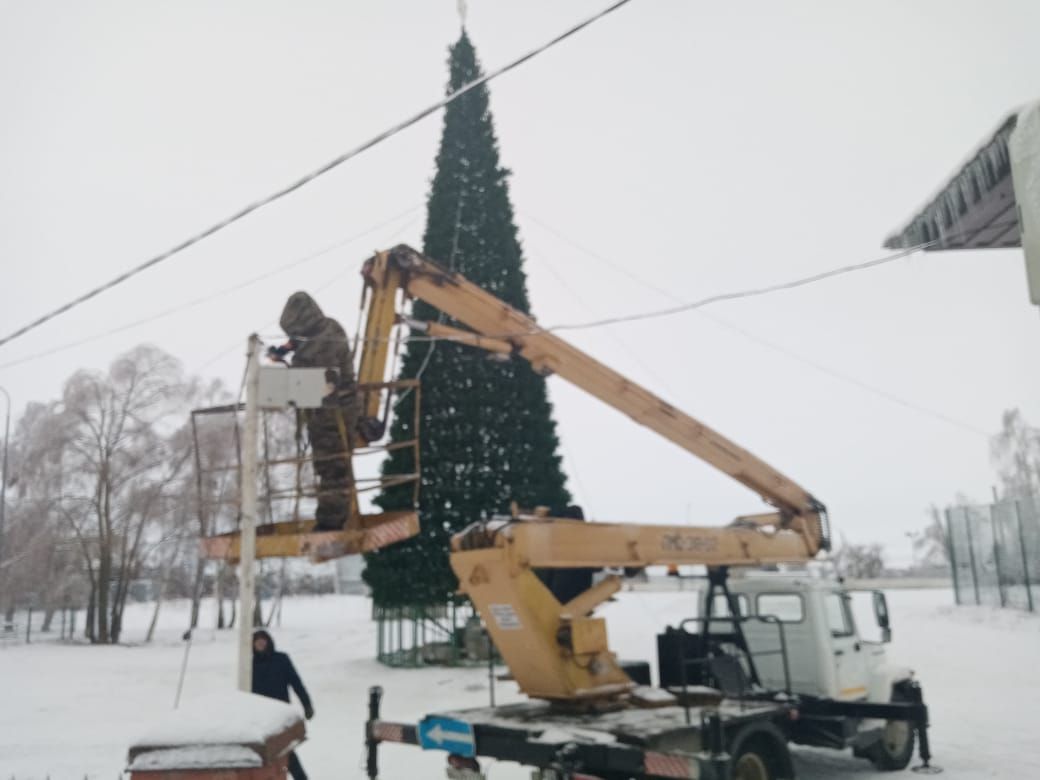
[488,603,523,630]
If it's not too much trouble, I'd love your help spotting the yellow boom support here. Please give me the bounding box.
[449,511,823,701]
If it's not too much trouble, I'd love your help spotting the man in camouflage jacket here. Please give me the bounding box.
[273,292,361,531]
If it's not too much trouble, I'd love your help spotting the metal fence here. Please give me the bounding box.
[946,497,1039,612]
[0,605,82,647]
[373,601,496,668]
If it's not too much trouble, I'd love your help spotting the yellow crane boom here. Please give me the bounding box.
[359,244,825,526]
[356,244,830,702]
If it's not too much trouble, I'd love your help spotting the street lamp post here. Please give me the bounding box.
[905,530,919,573]
[0,386,9,564]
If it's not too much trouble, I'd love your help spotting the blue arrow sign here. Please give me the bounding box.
[418,716,477,758]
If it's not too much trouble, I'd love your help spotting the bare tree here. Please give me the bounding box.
[2,402,77,623]
[833,535,885,579]
[913,506,951,570]
[991,409,1040,500]
[56,345,192,643]
[3,347,308,643]
[185,380,243,630]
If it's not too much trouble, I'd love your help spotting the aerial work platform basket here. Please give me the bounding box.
[190,378,420,563]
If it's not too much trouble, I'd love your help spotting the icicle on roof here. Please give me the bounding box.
[884,108,1024,252]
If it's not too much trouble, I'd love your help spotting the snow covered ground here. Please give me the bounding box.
[1,586,1037,779]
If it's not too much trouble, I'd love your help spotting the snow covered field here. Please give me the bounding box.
[1,586,1037,779]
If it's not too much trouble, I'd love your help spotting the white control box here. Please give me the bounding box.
[257,366,328,409]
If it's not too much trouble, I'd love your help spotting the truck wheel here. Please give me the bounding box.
[732,748,771,780]
[865,691,916,771]
[730,735,790,780]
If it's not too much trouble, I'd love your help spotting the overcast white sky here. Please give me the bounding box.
[3,0,1039,564]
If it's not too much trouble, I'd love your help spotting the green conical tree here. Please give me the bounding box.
[364,32,571,607]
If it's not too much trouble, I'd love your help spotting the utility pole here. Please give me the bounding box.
[237,335,261,692]
[905,531,918,572]
[0,385,10,565]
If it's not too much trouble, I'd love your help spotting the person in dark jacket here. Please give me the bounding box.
[252,630,313,780]
[270,291,362,531]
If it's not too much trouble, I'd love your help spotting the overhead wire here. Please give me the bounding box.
[525,242,600,515]
[194,214,422,377]
[314,213,422,294]
[535,217,1019,336]
[401,190,467,398]
[0,0,635,351]
[0,205,421,372]
[694,312,990,437]
[523,213,992,437]
[544,239,953,333]
[283,220,1015,351]
[259,233,958,349]
[524,232,677,398]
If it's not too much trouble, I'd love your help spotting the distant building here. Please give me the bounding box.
[884,100,1040,307]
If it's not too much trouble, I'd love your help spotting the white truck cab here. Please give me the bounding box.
[714,574,910,704]
[694,572,921,772]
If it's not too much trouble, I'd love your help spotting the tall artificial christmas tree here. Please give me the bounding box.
[364,32,571,612]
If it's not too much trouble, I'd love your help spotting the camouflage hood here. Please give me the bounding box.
[279,292,326,338]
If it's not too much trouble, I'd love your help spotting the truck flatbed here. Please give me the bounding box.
[366,687,795,779]
[435,696,790,751]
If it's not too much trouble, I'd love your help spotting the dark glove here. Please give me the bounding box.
[267,340,296,364]
[304,704,314,721]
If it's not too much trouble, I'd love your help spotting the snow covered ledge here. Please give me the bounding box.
[883,99,1040,307]
[127,692,305,779]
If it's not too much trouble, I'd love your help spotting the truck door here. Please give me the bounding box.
[745,592,822,696]
[824,591,869,700]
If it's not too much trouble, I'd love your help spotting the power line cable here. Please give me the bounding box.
[192,215,422,407]
[0,0,635,351]
[525,213,991,436]
[314,213,422,293]
[0,206,421,371]
[395,191,467,406]
[544,241,941,333]
[299,237,947,347]
[695,311,989,437]
[257,218,1011,392]
[525,214,1019,335]
[523,212,678,301]
[524,233,677,398]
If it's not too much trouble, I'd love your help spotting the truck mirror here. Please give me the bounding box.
[873,591,890,636]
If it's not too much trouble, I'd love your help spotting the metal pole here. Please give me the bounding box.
[366,686,383,779]
[964,510,982,606]
[944,508,961,605]
[0,386,10,565]
[487,629,495,707]
[1014,501,1035,613]
[237,335,261,692]
[175,630,193,708]
[992,505,1007,608]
